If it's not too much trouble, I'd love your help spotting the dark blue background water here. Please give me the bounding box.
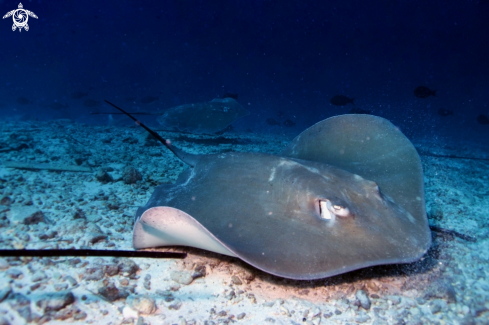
[1,0,488,142]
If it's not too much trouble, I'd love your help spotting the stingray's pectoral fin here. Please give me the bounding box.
[133,206,236,257]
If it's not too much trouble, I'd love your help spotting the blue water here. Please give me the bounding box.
[1,0,488,142]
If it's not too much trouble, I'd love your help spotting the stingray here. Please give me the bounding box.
[105,101,431,280]
[157,97,250,134]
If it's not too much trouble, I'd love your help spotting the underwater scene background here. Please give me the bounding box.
[0,0,488,324]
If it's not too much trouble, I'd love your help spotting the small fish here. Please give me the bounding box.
[70,91,89,99]
[437,108,453,117]
[283,119,296,127]
[349,108,371,114]
[141,96,159,104]
[48,102,68,110]
[266,118,280,126]
[476,114,489,125]
[16,97,32,105]
[330,95,354,106]
[83,99,101,107]
[414,86,436,98]
[222,92,238,100]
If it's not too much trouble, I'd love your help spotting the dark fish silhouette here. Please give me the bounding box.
[476,114,489,125]
[70,87,92,99]
[70,91,89,99]
[141,96,159,104]
[414,86,436,98]
[330,95,354,106]
[283,119,296,127]
[16,97,32,105]
[222,93,238,100]
[437,109,453,117]
[83,99,101,107]
[266,118,280,126]
[47,102,68,110]
[349,108,371,114]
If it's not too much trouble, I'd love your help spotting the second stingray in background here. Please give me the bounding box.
[105,100,431,280]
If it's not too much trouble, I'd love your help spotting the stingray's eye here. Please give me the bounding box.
[318,199,351,220]
[331,204,350,217]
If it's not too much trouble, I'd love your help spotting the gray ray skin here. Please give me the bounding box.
[130,113,431,280]
[157,97,250,134]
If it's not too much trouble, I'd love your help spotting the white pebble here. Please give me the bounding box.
[122,306,139,319]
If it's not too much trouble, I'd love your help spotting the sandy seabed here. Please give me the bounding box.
[0,119,488,325]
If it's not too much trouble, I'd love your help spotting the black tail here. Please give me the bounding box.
[104,100,200,167]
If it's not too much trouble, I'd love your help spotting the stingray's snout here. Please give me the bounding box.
[318,199,351,220]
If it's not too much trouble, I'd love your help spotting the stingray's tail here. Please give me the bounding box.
[104,100,200,167]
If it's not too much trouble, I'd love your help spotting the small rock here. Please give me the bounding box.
[225,290,235,300]
[38,230,57,240]
[53,305,87,321]
[117,259,140,277]
[388,295,401,306]
[144,134,159,147]
[263,301,275,307]
[36,291,75,312]
[68,258,82,266]
[168,300,183,310]
[127,295,156,314]
[237,313,245,320]
[356,290,371,310]
[176,318,187,325]
[0,258,9,270]
[429,204,443,220]
[355,313,370,323]
[84,267,104,281]
[74,157,85,166]
[0,283,11,303]
[88,233,108,244]
[216,310,227,317]
[171,270,194,285]
[54,283,69,291]
[430,301,442,314]
[122,166,142,184]
[0,196,12,205]
[8,293,31,322]
[31,271,47,282]
[231,275,242,285]
[63,276,77,287]
[98,281,129,302]
[6,268,23,279]
[143,281,151,290]
[7,206,44,225]
[104,264,119,277]
[424,280,457,303]
[192,265,206,279]
[72,209,86,219]
[235,267,255,284]
[123,306,139,319]
[136,316,145,325]
[323,312,333,318]
[143,274,151,290]
[95,169,113,183]
[30,283,41,291]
